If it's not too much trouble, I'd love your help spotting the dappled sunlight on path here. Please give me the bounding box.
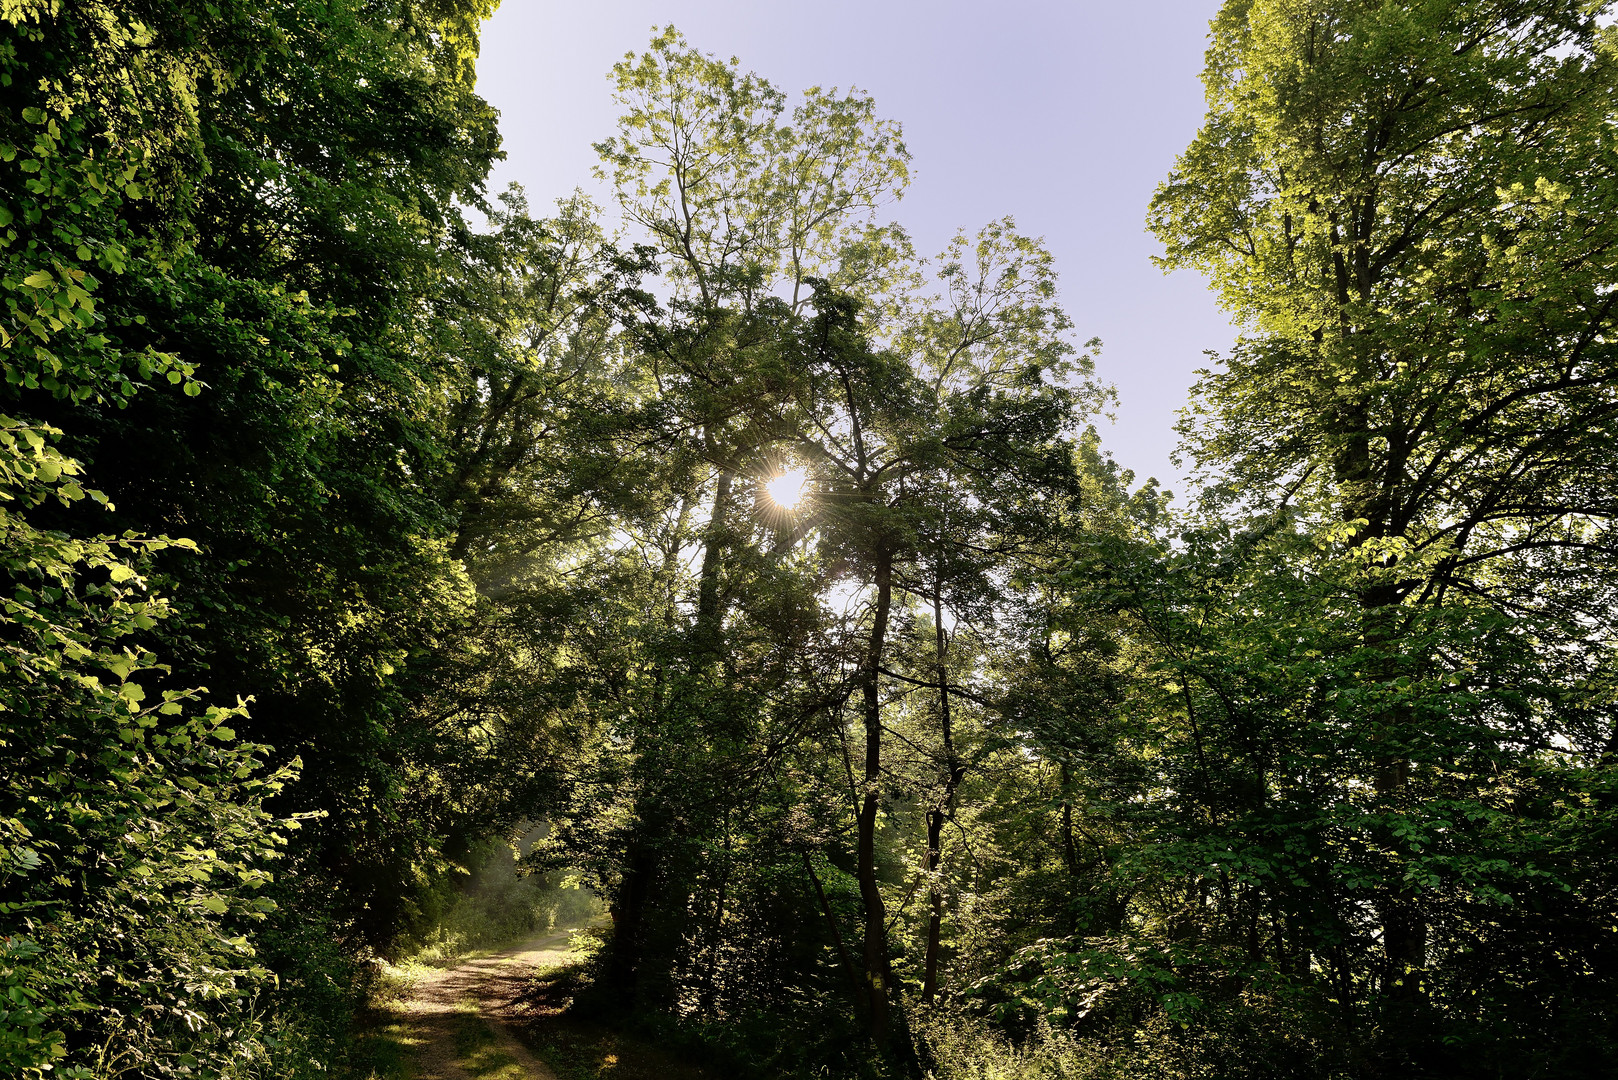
[402,933,575,1080]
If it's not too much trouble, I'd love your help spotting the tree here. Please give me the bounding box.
[596,25,910,313]
[14,0,514,952]
[1146,0,1618,1067]
[514,33,1113,1069]
[0,1,549,1073]
[571,32,916,1021]
[1,8,305,1072]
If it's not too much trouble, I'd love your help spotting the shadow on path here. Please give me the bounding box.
[402,933,575,1080]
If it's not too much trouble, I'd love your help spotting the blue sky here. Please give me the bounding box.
[475,0,1237,495]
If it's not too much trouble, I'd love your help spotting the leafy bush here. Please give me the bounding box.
[1,420,301,1078]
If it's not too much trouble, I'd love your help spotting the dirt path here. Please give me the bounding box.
[402,932,575,1080]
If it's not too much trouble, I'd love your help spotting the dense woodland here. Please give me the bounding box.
[3,1,1618,1078]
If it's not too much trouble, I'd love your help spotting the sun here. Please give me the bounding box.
[765,468,809,510]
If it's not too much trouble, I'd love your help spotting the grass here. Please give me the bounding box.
[346,1016,418,1080]
[395,943,504,971]
[345,967,420,1080]
[450,1000,531,1080]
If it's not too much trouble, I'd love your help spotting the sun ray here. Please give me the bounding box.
[765,469,808,510]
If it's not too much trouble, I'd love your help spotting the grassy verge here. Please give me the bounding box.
[344,968,419,1080]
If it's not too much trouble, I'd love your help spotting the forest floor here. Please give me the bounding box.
[363,931,714,1080]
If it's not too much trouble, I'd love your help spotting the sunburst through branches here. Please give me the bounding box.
[764,468,808,510]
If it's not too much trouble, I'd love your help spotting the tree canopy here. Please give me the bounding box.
[3,5,1617,1080]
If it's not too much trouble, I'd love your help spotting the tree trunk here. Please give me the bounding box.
[613,486,716,1007]
[1362,592,1427,988]
[856,545,894,1040]
[1059,761,1081,937]
[804,851,864,1006]
[698,825,732,1016]
[1337,408,1427,990]
[607,838,657,1006]
[694,466,734,653]
[921,588,964,1004]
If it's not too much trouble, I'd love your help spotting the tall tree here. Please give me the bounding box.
[596,25,910,314]
[34,0,510,949]
[0,4,314,1074]
[0,2,571,1075]
[540,34,1109,1065]
[1147,0,1618,1067]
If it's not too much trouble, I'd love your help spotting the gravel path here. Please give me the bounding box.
[402,933,574,1080]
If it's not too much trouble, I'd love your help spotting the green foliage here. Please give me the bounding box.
[1035,0,1618,1071]
[1,0,532,1074]
[0,7,304,1074]
[1,0,534,959]
[8,4,1618,1078]
[0,418,299,1076]
[520,28,1114,1075]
